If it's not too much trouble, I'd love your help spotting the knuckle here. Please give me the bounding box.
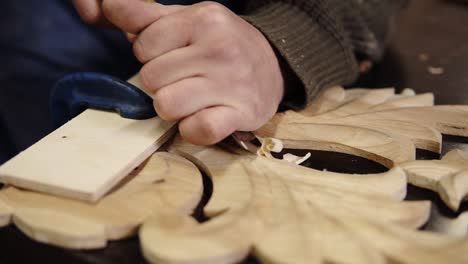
[195,2,230,25]
[211,39,242,61]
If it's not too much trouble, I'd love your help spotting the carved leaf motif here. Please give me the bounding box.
[139,136,468,264]
[400,150,468,211]
[138,87,468,263]
[261,88,468,160]
[1,87,468,264]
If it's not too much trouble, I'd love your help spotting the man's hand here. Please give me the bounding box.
[73,0,285,145]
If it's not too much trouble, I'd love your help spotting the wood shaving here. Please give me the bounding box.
[257,137,283,158]
[401,88,416,96]
[282,152,312,165]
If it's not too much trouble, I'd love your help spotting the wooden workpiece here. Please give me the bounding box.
[257,87,468,163]
[0,152,203,249]
[1,87,468,263]
[139,136,468,264]
[0,76,176,202]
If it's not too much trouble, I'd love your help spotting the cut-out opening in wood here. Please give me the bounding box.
[272,149,388,174]
[415,149,441,160]
[442,135,468,155]
[405,184,468,219]
[190,171,213,223]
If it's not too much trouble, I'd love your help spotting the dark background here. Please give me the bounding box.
[1,0,468,263]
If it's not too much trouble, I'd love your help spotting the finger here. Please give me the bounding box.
[73,0,103,24]
[139,47,206,90]
[152,77,224,121]
[102,0,184,33]
[133,14,192,63]
[126,32,137,42]
[179,106,244,145]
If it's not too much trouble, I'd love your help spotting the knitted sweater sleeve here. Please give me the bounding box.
[238,0,407,109]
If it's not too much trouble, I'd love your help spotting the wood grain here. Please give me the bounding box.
[258,87,468,161]
[139,137,468,264]
[1,87,468,263]
[0,152,203,249]
[0,110,176,202]
[256,122,416,167]
[0,73,177,202]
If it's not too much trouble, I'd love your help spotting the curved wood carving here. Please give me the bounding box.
[139,137,468,264]
[400,150,468,211]
[1,87,468,264]
[0,152,203,249]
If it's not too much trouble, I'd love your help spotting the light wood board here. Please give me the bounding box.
[0,75,176,202]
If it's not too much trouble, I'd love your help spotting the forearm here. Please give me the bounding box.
[239,0,407,109]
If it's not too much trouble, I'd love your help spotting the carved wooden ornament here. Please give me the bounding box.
[1,87,468,263]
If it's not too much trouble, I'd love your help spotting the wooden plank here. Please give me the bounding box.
[0,152,203,249]
[0,75,176,202]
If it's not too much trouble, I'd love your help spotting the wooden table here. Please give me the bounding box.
[1,0,468,263]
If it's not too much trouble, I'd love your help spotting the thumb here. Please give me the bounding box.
[179,106,245,146]
[102,0,184,33]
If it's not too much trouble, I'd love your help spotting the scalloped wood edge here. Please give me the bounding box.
[139,139,468,264]
[0,152,203,249]
[400,150,468,211]
[256,122,415,167]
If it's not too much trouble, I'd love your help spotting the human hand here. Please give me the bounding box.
[73,0,285,145]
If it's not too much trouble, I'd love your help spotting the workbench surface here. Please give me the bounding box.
[1,0,468,263]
